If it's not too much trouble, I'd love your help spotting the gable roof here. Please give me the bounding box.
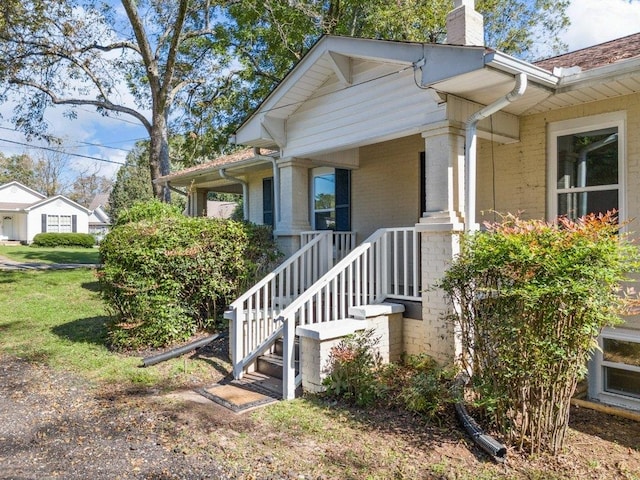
[0,181,46,200]
[535,32,640,72]
[25,195,92,214]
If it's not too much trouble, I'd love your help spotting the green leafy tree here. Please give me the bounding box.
[0,0,236,201]
[108,142,154,221]
[0,153,36,186]
[228,0,570,110]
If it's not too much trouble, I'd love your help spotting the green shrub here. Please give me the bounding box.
[439,212,640,455]
[113,198,182,227]
[98,210,280,350]
[323,332,455,416]
[32,232,95,248]
[322,329,383,407]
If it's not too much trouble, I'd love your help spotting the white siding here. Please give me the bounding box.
[0,183,44,204]
[283,62,445,159]
[27,199,90,243]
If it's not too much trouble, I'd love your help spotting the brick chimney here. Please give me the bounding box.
[446,0,484,46]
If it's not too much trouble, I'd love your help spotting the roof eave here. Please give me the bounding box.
[485,51,559,89]
[556,55,640,92]
[156,155,276,186]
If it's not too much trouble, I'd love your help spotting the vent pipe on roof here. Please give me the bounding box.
[446,0,484,46]
[220,168,249,221]
[464,73,527,232]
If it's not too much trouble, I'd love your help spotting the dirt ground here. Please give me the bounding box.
[1,339,640,480]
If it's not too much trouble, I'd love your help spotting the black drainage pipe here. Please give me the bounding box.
[454,402,507,462]
[141,333,222,367]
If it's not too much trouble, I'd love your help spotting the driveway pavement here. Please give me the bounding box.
[0,254,100,271]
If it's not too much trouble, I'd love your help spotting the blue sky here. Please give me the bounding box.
[1,0,639,182]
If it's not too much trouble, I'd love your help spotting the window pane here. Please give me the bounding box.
[604,367,640,399]
[557,127,618,189]
[315,211,336,230]
[47,215,59,233]
[604,338,640,367]
[557,189,618,220]
[314,174,335,210]
[60,215,72,233]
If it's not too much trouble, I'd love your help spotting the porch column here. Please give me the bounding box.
[416,122,465,365]
[186,188,207,217]
[274,157,312,257]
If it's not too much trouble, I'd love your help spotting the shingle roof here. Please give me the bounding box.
[158,148,276,183]
[535,32,640,72]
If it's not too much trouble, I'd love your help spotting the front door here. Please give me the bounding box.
[1,216,13,240]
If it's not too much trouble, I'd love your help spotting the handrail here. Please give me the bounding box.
[278,226,420,398]
[225,230,333,379]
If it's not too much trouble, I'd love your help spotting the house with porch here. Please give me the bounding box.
[158,1,640,410]
[0,181,92,243]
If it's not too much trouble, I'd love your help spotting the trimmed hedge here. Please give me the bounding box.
[32,233,96,248]
[98,214,280,350]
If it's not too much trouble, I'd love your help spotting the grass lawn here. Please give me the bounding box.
[0,245,100,264]
[1,268,638,479]
[0,268,169,386]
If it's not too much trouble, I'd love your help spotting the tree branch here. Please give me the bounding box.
[10,78,152,132]
[161,0,189,107]
[120,0,159,93]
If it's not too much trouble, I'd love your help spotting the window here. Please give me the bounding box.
[548,112,625,222]
[312,167,350,231]
[591,331,640,409]
[549,112,638,409]
[263,177,274,227]
[43,214,77,233]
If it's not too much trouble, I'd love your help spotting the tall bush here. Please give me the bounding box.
[439,212,639,455]
[98,213,280,349]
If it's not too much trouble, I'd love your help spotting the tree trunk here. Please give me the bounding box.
[149,113,171,202]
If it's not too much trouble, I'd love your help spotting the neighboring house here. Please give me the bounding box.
[0,181,91,243]
[88,193,111,240]
[206,201,237,219]
[157,1,640,409]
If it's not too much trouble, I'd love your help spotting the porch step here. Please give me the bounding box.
[255,337,299,382]
[273,337,300,357]
[233,371,283,398]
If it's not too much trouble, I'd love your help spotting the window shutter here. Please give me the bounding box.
[263,177,274,227]
[41,214,47,233]
[72,215,77,233]
[335,169,350,231]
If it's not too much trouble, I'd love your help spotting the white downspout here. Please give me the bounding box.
[220,168,249,221]
[464,72,528,231]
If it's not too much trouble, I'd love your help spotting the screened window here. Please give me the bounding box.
[47,215,60,233]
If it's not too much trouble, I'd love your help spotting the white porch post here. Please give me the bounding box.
[416,122,465,365]
[274,157,312,257]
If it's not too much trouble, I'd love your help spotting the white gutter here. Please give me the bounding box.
[465,72,527,231]
[219,168,249,221]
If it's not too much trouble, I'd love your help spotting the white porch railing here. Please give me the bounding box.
[300,230,357,263]
[278,227,421,399]
[224,231,333,379]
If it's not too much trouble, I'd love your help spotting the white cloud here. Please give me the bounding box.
[561,0,640,51]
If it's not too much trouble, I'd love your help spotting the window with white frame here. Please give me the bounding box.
[46,214,73,233]
[549,112,640,409]
[547,112,624,222]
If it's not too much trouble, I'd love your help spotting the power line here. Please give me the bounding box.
[0,125,145,152]
[0,138,126,165]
